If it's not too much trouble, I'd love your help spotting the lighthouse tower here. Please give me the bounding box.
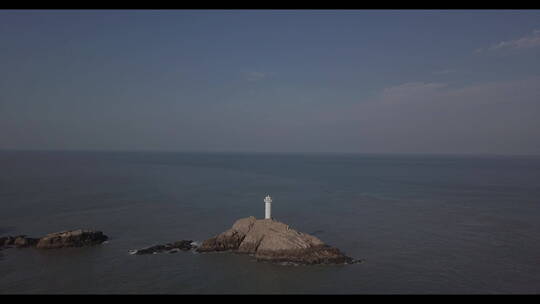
[264,195,272,219]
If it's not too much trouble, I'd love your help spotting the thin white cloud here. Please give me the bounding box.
[480,29,540,53]
[379,82,447,104]
[434,69,456,75]
[311,76,540,154]
[245,71,267,82]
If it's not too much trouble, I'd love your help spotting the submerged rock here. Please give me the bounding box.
[14,236,40,248]
[1,236,15,247]
[1,235,40,248]
[130,240,194,255]
[197,216,359,265]
[36,229,108,249]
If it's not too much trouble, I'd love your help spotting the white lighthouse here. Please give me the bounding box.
[264,195,272,219]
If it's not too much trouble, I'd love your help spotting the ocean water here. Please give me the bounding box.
[1,150,539,294]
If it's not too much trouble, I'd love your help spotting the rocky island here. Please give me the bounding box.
[129,216,359,265]
[196,216,359,265]
[1,229,108,250]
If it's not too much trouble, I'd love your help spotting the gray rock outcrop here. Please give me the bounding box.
[1,229,108,250]
[36,229,108,249]
[129,240,194,255]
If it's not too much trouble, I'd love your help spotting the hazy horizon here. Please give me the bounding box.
[2,148,540,158]
[1,10,540,155]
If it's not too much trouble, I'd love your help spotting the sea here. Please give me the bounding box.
[0,150,539,294]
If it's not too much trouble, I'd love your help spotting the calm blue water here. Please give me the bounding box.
[1,151,539,294]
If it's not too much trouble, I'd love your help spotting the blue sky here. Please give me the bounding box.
[1,10,540,154]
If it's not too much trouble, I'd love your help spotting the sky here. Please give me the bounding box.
[1,10,540,155]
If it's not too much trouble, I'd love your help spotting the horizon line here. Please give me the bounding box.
[1,148,539,158]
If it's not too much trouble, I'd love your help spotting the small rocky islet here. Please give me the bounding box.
[132,216,360,265]
[0,229,108,250]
